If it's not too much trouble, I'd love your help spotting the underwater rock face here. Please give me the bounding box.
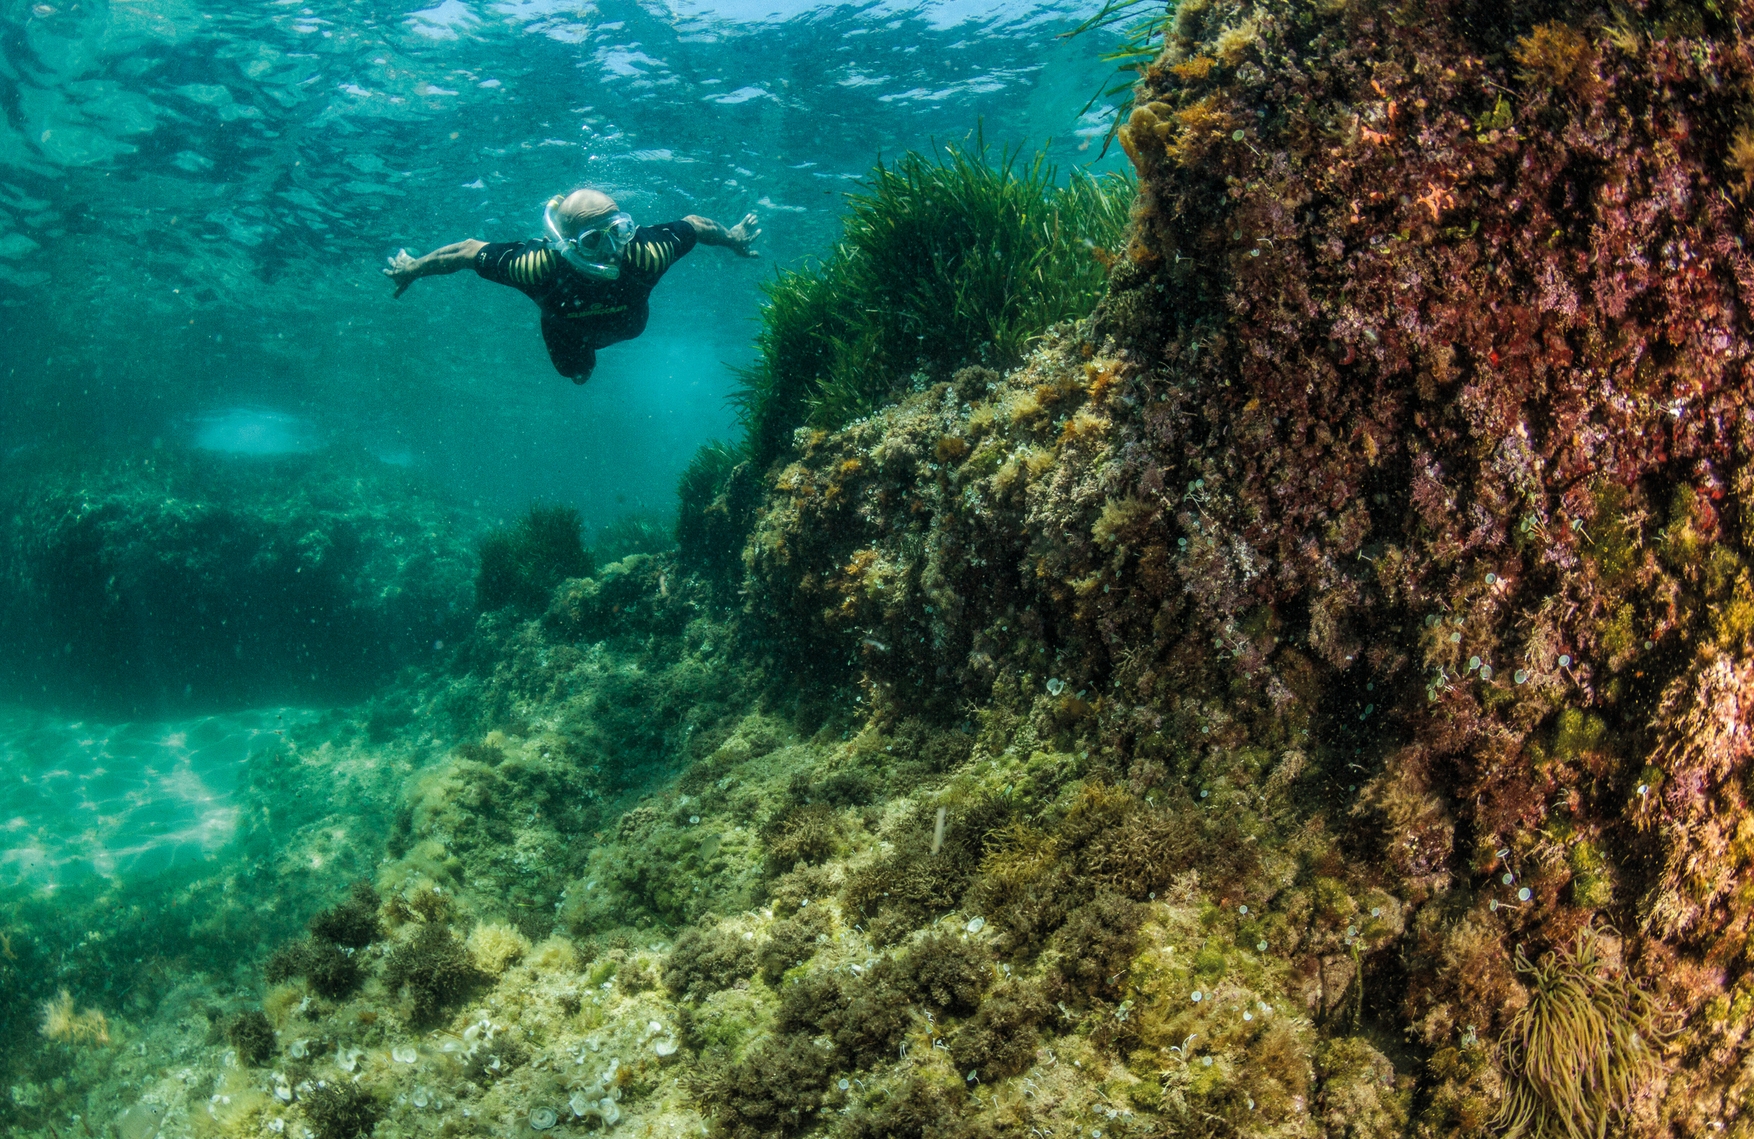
[0,448,480,710]
[746,0,1754,1129]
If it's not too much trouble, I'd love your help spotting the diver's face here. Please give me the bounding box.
[544,191,634,279]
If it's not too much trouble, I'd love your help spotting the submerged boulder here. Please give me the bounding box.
[0,447,479,711]
[745,0,1754,1128]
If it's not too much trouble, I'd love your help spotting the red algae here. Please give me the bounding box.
[746,0,1754,1129]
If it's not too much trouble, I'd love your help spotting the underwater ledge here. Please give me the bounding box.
[11,0,1754,1136]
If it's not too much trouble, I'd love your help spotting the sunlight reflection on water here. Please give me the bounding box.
[190,407,325,455]
[0,706,309,890]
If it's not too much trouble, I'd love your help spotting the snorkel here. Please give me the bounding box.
[544,196,635,280]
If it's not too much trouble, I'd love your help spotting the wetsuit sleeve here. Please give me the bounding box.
[621,221,698,281]
[474,241,560,293]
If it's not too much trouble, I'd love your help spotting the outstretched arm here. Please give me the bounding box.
[683,213,760,258]
[383,239,487,298]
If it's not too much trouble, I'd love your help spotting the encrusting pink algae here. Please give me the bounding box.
[744,0,1754,1130]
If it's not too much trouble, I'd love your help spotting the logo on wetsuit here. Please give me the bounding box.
[560,303,629,320]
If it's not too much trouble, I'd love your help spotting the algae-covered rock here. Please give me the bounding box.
[466,919,533,975]
[0,446,480,710]
[736,0,1754,1129]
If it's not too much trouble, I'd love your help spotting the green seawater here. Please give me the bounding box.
[0,1,1128,1134]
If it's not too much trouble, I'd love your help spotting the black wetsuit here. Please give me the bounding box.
[474,220,698,382]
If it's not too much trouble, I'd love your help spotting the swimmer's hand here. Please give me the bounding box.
[383,240,484,297]
[384,249,421,298]
[686,213,762,258]
[725,213,762,257]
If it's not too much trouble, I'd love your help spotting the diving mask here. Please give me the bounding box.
[544,200,635,279]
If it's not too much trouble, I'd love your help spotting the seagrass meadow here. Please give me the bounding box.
[10,0,1754,1137]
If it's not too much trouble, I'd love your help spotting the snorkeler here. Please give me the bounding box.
[382,189,759,383]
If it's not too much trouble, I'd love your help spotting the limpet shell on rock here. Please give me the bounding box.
[529,1107,559,1130]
